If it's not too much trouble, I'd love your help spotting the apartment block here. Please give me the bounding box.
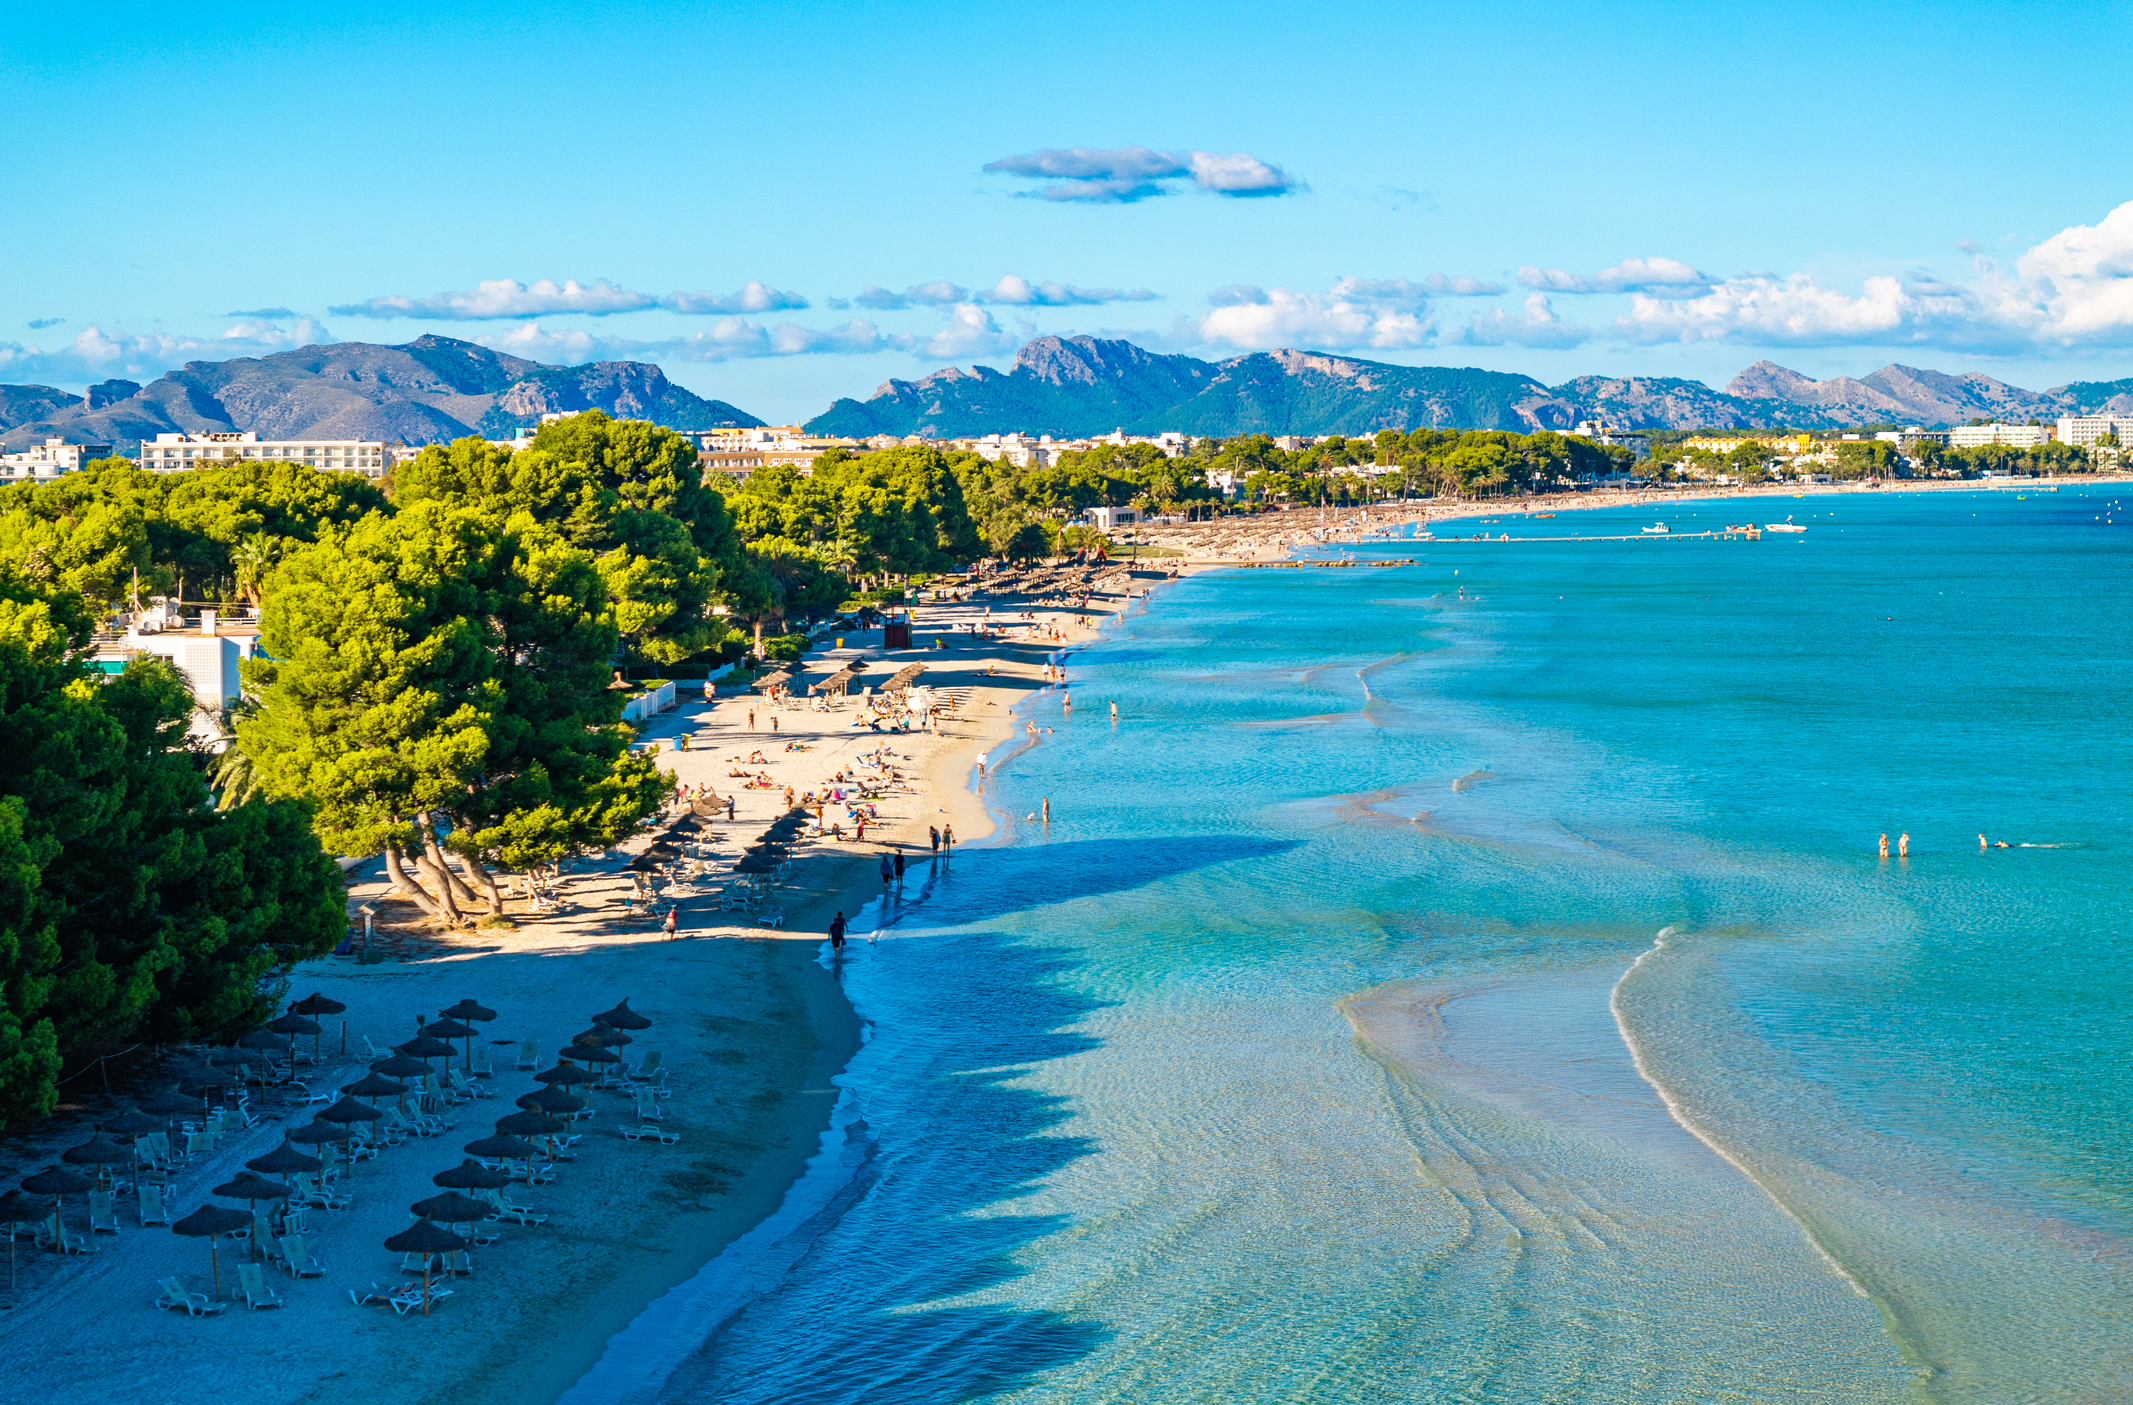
[1947,424,2051,449]
[141,431,392,477]
[0,438,114,480]
[2053,415,2133,448]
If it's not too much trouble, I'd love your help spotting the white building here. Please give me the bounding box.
[93,604,263,739]
[0,438,114,480]
[1082,505,1140,530]
[696,426,865,474]
[140,431,393,477]
[1947,423,2051,449]
[1565,421,1651,461]
[2054,415,2133,448]
[964,433,1061,470]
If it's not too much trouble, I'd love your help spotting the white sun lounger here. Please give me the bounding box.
[156,1276,224,1316]
[238,1262,284,1309]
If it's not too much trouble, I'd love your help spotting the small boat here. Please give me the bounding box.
[1533,513,1555,519]
[1641,522,1670,534]
[1765,516,1807,533]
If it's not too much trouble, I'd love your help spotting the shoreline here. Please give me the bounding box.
[545,573,1139,1401]
[0,573,1136,1405]
[1143,471,2133,560]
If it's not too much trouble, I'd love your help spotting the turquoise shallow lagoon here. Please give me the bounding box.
[643,485,2133,1403]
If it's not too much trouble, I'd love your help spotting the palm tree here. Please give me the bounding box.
[231,533,280,607]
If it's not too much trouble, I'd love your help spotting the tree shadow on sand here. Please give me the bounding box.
[668,836,1295,1404]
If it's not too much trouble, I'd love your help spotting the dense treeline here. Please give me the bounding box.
[1647,436,2096,483]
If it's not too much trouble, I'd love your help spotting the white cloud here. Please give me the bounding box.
[978,275,1158,306]
[846,276,1158,310]
[1488,205,2133,350]
[1420,273,1505,297]
[332,278,651,319]
[478,317,918,365]
[1181,277,1434,352]
[329,278,807,320]
[922,305,1018,359]
[656,281,811,315]
[2002,201,2133,342]
[1456,293,1589,348]
[1185,151,1300,198]
[0,318,337,388]
[983,146,1301,203]
[1518,257,1710,296]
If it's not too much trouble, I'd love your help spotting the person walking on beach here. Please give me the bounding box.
[929,824,940,856]
[893,847,907,881]
[942,822,955,851]
[663,906,679,939]
[749,708,756,729]
[829,911,847,949]
[879,853,894,890]
[976,751,988,777]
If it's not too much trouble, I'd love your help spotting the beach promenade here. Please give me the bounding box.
[0,575,1157,1405]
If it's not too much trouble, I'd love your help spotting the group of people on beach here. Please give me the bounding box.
[826,822,954,950]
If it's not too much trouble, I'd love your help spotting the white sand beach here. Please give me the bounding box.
[0,572,1158,1405]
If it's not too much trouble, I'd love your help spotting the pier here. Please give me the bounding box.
[1418,529,1763,544]
[1225,558,1416,568]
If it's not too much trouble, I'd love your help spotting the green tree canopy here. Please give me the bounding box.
[239,502,664,925]
[0,572,341,1127]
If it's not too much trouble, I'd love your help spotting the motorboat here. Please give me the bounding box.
[1765,516,1807,533]
[1641,522,1670,534]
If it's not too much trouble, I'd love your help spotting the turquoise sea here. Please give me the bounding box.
[584,485,2133,1403]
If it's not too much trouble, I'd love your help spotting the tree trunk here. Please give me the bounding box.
[384,847,452,923]
[459,853,505,917]
[412,850,466,923]
[416,816,481,911]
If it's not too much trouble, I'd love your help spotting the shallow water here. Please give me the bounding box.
[629,485,2133,1403]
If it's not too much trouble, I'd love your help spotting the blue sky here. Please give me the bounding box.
[8,0,2133,422]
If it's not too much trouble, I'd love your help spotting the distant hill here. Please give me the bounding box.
[809,337,2133,437]
[1721,361,2066,427]
[13,334,2133,451]
[809,337,1583,438]
[0,335,763,455]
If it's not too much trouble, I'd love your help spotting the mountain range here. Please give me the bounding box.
[8,334,2133,454]
[0,335,761,454]
[809,338,2133,438]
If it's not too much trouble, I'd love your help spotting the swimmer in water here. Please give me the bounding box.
[1879,833,1889,859]
[1898,832,1909,858]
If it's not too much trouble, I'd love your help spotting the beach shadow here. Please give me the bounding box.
[674,838,1291,1402]
[897,834,1299,931]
